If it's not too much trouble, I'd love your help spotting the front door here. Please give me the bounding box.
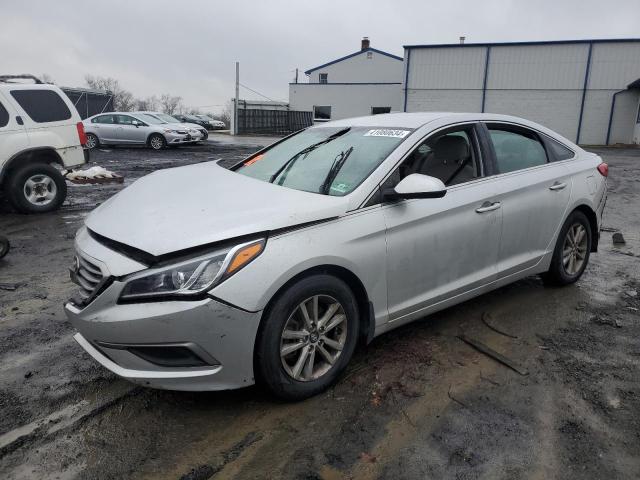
[382,124,502,323]
[116,115,147,144]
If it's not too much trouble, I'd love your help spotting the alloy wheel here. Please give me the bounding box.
[562,223,588,275]
[150,136,164,150]
[280,295,347,382]
[23,174,57,206]
[86,134,97,149]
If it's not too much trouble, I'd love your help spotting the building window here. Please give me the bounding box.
[319,73,328,84]
[371,107,391,115]
[313,106,331,122]
[366,51,373,59]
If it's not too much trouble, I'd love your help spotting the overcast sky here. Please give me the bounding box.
[2,0,639,113]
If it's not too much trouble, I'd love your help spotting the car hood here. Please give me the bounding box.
[85,162,348,257]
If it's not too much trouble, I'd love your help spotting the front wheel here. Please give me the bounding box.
[255,275,359,400]
[6,163,67,214]
[542,210,592,285]
[148,133,166,150]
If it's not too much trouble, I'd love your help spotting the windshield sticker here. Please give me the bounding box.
[364,129,410,138]
[330,183,349,193]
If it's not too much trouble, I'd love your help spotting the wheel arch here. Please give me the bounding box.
[572,204,599,252]
[256,264,375,349]
[146,132,166,146]
[0,147,64,185]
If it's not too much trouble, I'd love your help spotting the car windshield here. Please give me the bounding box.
[156,113,180,123]
[137,113,165,125]
[236,126,410,196]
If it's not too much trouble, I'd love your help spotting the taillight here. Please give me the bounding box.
[597,163,608,177]
[76,122,87,146]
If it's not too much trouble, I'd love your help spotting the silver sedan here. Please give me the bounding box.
[66,112,607,400]
[83,112,202,150]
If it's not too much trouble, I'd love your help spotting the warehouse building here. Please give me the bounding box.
[289,38,403,122]
[403,38,640,145]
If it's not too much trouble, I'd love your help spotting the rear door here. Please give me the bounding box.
[481,122,572,278]
[89,114,118,142]
[0,91,29,167]
[382,123,502,323]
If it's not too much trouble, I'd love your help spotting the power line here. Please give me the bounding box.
[239,82,285,102]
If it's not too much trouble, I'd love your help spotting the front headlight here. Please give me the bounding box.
[119,239,265,301]
[163,129,176,133]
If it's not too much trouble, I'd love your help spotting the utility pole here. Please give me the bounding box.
[295,68,298,84]
[233,61,239,135]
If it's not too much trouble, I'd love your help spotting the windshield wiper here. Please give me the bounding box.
[320,146,354,195]
[269,128,351,184]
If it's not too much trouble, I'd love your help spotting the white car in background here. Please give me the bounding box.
[141,112,208,141]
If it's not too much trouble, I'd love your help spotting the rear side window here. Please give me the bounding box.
[93,114,115,124]
[0,101,8,127]
[488,128,548,174]
[10,89,72,123]
[546,138,575,161]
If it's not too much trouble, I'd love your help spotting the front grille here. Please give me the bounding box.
[72,254,105,301]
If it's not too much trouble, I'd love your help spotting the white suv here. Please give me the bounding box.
[0,76,88,213]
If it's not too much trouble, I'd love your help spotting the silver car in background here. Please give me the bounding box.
[140,112,209,141]
[66,112,607,400]
[83,112,202,150]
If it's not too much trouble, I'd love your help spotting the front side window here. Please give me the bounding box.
[488,127,548,173]
[116,115,137,125]
[313,105,331,121]
[236,126,410,196]
[10,89,71,123]
[319,73,328,84]
[0,101,9,127]
[394,127,481,187]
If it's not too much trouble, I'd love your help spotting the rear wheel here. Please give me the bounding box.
[255,275,359,400]
[0,236,9,259]
[542,210,592,285]
[148,133,166,150]
[6,163,67,214]
[85,133,99,149]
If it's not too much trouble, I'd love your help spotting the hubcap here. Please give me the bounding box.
[562,223,588,275]
[280,295,347,382]
[86,135,97,148]
[150,136,163,149]
[23,174,57,206]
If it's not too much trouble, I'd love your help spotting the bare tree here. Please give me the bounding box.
[136,95,159,111]
[85,75,135,111]
[218,102,232,127]
[160,94,183,115]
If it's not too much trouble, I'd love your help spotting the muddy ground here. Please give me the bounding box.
[0,137,638,479]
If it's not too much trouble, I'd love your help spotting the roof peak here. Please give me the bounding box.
[304,47,403,75]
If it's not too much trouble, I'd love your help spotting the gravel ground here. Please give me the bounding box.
[0,137,638,479]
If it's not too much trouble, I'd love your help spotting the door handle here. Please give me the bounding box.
[475,201,501,213]
[549,182,567,191]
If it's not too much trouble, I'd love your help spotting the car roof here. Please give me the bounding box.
[320,112,537,129]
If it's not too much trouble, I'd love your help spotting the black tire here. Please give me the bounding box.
[6,163,67,214]
[0,236,9,259]
[255,274,360,401]
[85,133,99,149]
[148,133,166,150]
[542,210,592,286]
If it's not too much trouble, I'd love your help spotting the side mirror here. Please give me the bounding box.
[383,173,447,201]
[132,120,140,127]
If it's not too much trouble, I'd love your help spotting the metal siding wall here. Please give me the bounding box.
[588,43,640,89]
[484,90,582,140]
[407,47,486,89]
[579,90,617,144]
[487,44,589,89]
[406,89,482,112]
[289,84,403,120]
